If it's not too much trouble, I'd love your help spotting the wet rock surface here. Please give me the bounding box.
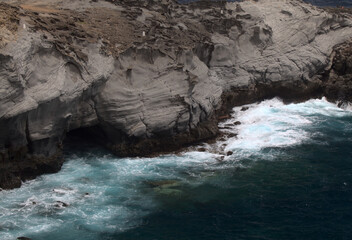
[0,0,352,189]
[17,237,32,240]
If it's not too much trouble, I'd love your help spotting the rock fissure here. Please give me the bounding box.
[24,115,33,154]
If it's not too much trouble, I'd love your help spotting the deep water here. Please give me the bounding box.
[307,0,352,7]
[1,98,352,240]
[178,0,352,7]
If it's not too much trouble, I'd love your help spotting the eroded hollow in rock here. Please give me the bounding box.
[64,126,108,153]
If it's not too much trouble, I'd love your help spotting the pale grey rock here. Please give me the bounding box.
[95,0,352,142]
[0,0,352,188]
[208,0,352,89]
[0,28,113,153]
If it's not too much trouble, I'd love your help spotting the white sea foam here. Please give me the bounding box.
[215,97,352,158]
[339,101,352,112]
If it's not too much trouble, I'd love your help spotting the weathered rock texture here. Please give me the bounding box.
[323,39,352,102]
[0,0,352,189]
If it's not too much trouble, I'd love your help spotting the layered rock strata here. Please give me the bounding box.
[0,0,352,189]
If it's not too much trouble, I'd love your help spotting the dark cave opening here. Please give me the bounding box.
[63,126,108,153]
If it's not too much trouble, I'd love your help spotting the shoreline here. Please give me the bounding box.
[1,93,349,192]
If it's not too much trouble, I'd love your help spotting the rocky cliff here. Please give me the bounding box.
[0,0,351,189]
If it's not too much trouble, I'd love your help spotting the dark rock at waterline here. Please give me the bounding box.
[226,133,238,138]
[226,151,233,156]
[0,147,64,190]
[197,147,207,152]
[0,173,22,190]
[234,121,242,125]
[241,107,249,111]
[1,1,352,189]
[54,201,69,208]
[17,237,32,240]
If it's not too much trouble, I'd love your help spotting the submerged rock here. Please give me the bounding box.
[154,188,183,196]
[0,0,352,189]
[146,180,180,188]
[146,180,183,196]
[54,201,69,208]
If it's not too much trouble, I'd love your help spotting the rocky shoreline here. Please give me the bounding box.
[0,0,352,189]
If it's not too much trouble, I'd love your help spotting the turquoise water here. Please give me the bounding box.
[1,98,352,240]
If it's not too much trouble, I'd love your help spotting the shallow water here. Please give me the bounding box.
[1,98,352,240]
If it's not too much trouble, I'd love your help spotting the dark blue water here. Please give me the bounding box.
[308,0,352,6]
[179,0,352,7]
[111,99,352,240]
[1,98,352,240]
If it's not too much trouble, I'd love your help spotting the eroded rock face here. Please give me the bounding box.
[323,40,352,103]
[0,0,352,189]
[0,2,114,188]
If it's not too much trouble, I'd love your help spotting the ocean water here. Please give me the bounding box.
[178,0,352,7]
[307,0,352,7]
[1,98,352,240]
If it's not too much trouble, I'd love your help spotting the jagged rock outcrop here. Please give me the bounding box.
[0,0,352,189]
[323,39,352,103]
